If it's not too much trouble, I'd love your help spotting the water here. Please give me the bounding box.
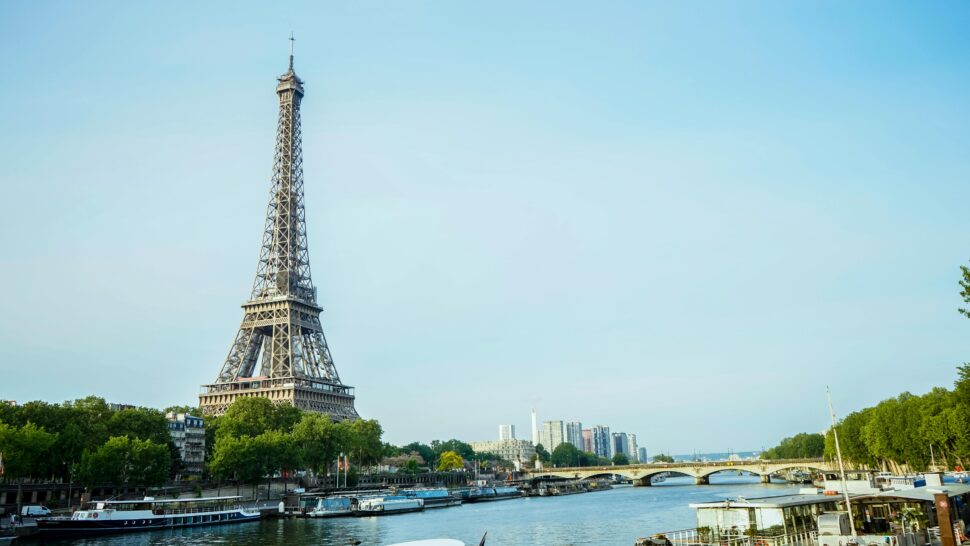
[37,475,803,546]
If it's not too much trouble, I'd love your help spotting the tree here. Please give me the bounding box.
[340,419,384,467]
[291,413,338,475]
[217,398,282,439]
[433,439,475,460]
[653,453,674,463]
[78,436,170,488]
[612,453,630,465]
[0,422,56,479]
[960,261,970,319]
[437,450,464,471]
[534,443,551,463]
[551,443,582,467]
[762,433,825,459]
[401,442,435,465]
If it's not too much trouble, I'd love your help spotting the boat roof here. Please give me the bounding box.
[95,496,244,505]
[690,493,854,509]
[859,484,970,502]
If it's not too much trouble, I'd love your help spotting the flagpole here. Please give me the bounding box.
[828,387,857,537]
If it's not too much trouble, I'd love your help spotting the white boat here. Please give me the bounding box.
[353,496,424,516]
[307,496,353,518]
[34,496,260,539]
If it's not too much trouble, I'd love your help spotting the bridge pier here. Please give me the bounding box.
[634,477,652,487]
[760,474,771,484]
[694,475,710,485]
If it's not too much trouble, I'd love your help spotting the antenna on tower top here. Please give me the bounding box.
[289,32,295,70]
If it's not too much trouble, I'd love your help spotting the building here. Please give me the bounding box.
[592,425,612,459]
[167,412,206,475]
[612,432,629,458]
[198,46,358,419]
[540,420,565,453]
[638,447,648,463]
[531,408,538,446]
[470,439,536,463]
[582,429,593,453]
[627,434,639,462]
[565,421,583,451]
[499,424,515,441]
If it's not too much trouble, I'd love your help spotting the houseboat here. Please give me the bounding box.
[400,488,462,509]
[34,496,260,539]
[307,496,354,518]
[353,496,425,516]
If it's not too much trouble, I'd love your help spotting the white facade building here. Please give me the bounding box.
[566,421,583,451]
[499,424,516,441]
[541,420,565,453]
[470,439,536,463]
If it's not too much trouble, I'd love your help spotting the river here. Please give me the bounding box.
[37,475,804,546]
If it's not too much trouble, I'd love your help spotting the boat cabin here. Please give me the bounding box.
[689,494,847,538]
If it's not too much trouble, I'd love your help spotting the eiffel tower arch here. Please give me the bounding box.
[199,48,359,420]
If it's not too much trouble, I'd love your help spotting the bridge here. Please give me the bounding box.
[528,458,843,486]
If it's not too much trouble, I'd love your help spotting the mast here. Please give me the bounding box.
[828,387,857,537]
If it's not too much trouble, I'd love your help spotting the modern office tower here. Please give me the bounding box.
[582,429,593,453]
[541,420,565,453]
[628,434,639,462]
[499,424,515,441]
[592,425,612,459]
[612,432,629,458]
[565,421,584,451]
[531,408,538,446]
[638,447,648,463]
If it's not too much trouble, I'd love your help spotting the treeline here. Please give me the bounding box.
[0,397,176,487]
[761,433,825,460]
[823,365,970,472]
[207,398,382,486]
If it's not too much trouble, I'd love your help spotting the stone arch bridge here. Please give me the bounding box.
[529,458,841,486]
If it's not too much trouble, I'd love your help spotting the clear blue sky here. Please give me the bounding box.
[1,1,968,453]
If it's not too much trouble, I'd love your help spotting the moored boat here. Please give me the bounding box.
[400,488,462,509]
[34,496,260,539]
[307,496,353,518]
[352,496,424,516]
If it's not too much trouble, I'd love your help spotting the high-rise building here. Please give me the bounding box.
[565,421,583,451]
[198,46,358,419]
[531,408,538,446]
[592,425,612,459]
[627,434,639,462]
[582,429,593,453]
[612,432,629,458]
[540,420,565,453]
[499,424,515,441]
[638,447,648,463]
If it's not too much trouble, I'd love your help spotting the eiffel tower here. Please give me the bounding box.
[199,44,359,419]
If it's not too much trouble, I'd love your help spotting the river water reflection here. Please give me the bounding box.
[39,475,804,546]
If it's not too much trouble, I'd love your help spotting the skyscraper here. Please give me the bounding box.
[582,429,593,453]
[499,424,515,441]
[638,447,648,463]
[627,434,639,462]
[612,432,629,458]
[531,408,538,446]
[541,420,565,453]
[565,421,583,451]
[592,425,612,459]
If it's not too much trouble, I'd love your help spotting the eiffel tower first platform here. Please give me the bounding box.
[199,47,359,419]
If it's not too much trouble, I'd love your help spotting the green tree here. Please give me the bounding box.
[401,442,435,465]
[433,439,475,460]
[291,413,339,475]
[762,433,825,459]
[612,453,630,465]
[217,398,280,439]
[653,453,674,463]
[0,422,57,479]
[437,450,464,471]
[959,261,970,319]
[551,443,582,467]
[340,419,384,467]
[534,443,551,463]
[78,436,170,488]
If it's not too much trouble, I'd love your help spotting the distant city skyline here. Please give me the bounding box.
[1,2,969,453]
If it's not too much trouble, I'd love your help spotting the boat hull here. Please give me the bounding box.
[35,511,260,539]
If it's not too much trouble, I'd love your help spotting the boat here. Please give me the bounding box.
[352,496,424,516]
[458,485,522,503]
[33,496,260,539]
[307,496,353,518]
[399,488,462,509]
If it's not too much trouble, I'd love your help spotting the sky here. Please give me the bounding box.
[1,1,968,454]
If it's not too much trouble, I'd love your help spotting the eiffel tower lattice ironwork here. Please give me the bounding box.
[199,47,359,419]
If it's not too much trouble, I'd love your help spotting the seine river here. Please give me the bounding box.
[37,475,803,546]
